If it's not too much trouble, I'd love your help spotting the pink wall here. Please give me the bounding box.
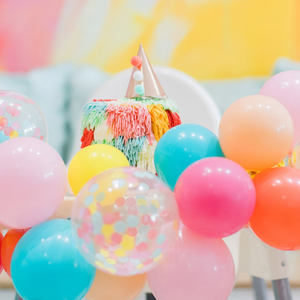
[0,0,64,72]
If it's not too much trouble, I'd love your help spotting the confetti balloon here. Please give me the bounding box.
[0,90,48,144]
[71,166,179,276]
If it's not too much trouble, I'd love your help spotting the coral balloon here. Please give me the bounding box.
[0,91,48,144]
[260,71,300,147]
[86,270,146,300]
[1,229,27,277]
[249,167,300,250]
[175,157,256,238]
[0,137,67,229]
[155,124,224,191]
[11,220,96,300]
[219,95,293,171]
[72,167,179,276]
[68,144,129,195]
[147,226,235,300]
[0,231,3,274]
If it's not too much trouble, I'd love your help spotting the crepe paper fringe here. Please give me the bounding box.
[91,138,116,147]
[81,128,94,148]
[147,104,170,142]
[106,104,154,144]
[93,99,117,102]
[115,136,147,167]
[81,102,109,133]
[94,120,114,142]
[166,110,181,128]
[80,97,180,173]
[118,97,179,113]
[137,139,157,174]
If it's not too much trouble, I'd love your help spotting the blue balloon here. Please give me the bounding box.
[154,124,224,190]
[11,219,96,300]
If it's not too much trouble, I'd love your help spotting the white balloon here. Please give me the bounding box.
[133,71,143,81]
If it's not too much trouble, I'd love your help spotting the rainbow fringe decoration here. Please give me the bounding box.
[80,98,181,173]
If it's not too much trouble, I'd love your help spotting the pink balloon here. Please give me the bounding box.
[175,157,256,238]
[260,71,300,147]
[0,137,67,229]
[147,226,235,300]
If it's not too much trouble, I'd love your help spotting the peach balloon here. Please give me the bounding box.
[219,95,293,171]
[85,270,146,300]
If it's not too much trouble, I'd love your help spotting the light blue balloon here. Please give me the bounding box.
[154,124,224,191]
[11,219,96,300]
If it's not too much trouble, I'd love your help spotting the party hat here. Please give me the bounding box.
[125,44,166,99]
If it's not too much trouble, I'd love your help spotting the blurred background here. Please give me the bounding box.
[0,0,299,78]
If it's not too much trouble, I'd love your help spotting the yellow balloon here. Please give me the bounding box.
[68,144,129,195]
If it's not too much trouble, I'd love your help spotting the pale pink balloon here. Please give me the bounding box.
[260,71,300,147]
[147,226,235,300]
[0,137,67,228]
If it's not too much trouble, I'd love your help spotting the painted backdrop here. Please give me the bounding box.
[0,0,299,79]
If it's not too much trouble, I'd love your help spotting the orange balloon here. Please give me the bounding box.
[0,231,3,274]
[1,229,27,276]
[219,95,293,171]
[86,270,146,300]
[249,167,300,250]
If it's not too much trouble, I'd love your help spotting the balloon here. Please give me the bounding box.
[175,157,256,238]
[147,226,235,300]
[0,231,3,274]
[72,166,179,276]
[154,124,224,191]
[260,71,300,147]
[291,143,300,169]
[68,144,129,195]
[0,137,67,228]
[1,229,27,277]
[86,270,146,300]
[249,167,300,250]
[219,95,293,171]
[11,219,96,300]
[0,90,48,144]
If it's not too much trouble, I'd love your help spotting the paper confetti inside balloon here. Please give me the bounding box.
[0,91,48,144]
[71,166,179,276]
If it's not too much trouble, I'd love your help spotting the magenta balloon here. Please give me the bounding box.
[0,137,67,228]
[175,157,256,238]
[260,71,300,147]
[147,226,235,300]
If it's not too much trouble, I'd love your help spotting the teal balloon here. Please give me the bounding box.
[154,124,224,190]
[11,219,96,300]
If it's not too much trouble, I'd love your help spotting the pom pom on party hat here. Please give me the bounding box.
[126,44,166,99]
[80,45,181,173]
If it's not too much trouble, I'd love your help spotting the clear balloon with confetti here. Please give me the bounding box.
[0,90,48,144]
[71,166,179,276]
